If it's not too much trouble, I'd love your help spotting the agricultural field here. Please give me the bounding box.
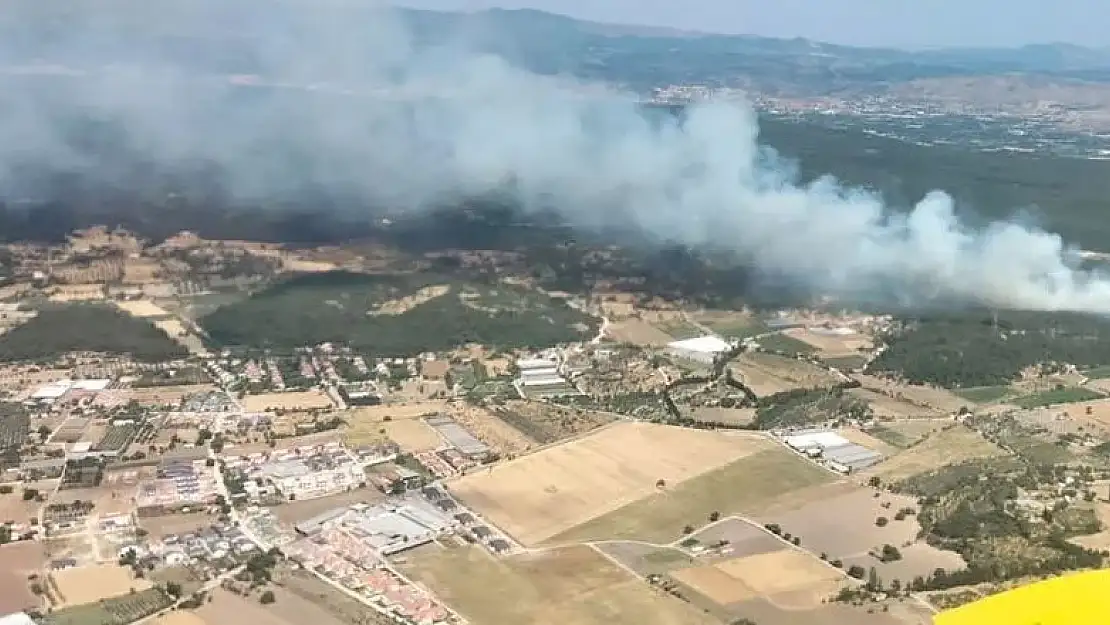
[490,400,613,445]
[867,425,1008,481]
[49,564,152,607]
[341,408,443,452]
[450,404,536,457]
[783,327,873,356]
[596,542,698,577]
[0,488,45,526]
[755,333,819,356]
[1011,386,1105,409]
[652,317,704,341]
[545,446,836,545]
[0,542,45,615]
[448,422,771,545]
[395,544,718,625]
[93,424,138,453]
[1083,365,1110,380]
[866,419,953,449]
[0,404,29,448]
[755,482,963,582]
[197,586,350,625]
[272,489,385,525]
[127,384,218,407]
[852,374,969,414]
[953,385,1016,404]
[43,588,171,625]
[605,319,675,346]
[688,407,757,426]
[669,548,843,611]
[820,355,870,372]
[692,310,766,339]
[730,352,840,398]
[241,389,333,412]
[848,388,942,419]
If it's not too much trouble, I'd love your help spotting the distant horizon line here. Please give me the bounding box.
[393,4,1110,54]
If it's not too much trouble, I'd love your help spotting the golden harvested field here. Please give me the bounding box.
[242,389,333,412]
[690,407,757,426]
[113,300,170,318]
[198,587,350,625]
[836,427,901,457]
[730,353,838,396]
[128,384,217,407]
[867,425,1007,481]
[783,327,873,355]
[868,419,953,448]
[692,310,762,338]
[1049,398,1110,427]
[452,404,536,457]
[448,422,771,546]
[848,388,943,418]
[671,549,844,610]
[396,544,718,625]
[344,401,445,420]
[546,446,836,545]
[607,319,674,346]
[50,564,152,607]
[0,490,44,525]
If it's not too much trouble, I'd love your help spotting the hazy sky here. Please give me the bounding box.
[395,0,1108,49]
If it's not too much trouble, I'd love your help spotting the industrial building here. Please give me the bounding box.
[252,444,365,501]
[293,497,457,556]
[783,429,883,473]
[425,414,491,460]
[665,335,733,365]
[135,459,220,516]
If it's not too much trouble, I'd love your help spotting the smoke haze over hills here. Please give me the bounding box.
[2,0,1110,312]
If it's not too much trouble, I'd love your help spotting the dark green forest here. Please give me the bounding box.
[200,271,598,354]
[867,310,1110,387]
[0,304,188,362]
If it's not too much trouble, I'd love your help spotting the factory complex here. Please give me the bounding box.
[781,428,883,473]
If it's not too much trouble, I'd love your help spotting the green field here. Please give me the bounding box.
[1013,387,1105,409]
[954,385,1015,404]
[755,332,818,356]
[820,354,869,371]
[42,589,171,625]
[1083,365,1110,380]
[0,304,188,363]
[543,447,834,545]
[655,318,704,340]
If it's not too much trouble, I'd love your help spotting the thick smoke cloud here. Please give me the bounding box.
[1,0,1108,312]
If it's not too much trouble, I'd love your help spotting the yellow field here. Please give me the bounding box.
[397,544,718,625]
[342,414,443,452]
[849,388,943,418]
[344,401,445,420]
[671,549,844,610]
[50,564,152,607]
[242,390,334,412]
[606,319,675,346]
[783,327,873,355]
[113,300,170,318]
[447,422,771,545]
[151,613,208,625]
[934,569,1110,625]
[868,425,1007,481]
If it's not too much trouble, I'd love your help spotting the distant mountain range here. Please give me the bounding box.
[394,8,1110,92]
[5,3,1110,95]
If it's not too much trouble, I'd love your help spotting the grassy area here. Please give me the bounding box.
[867,425,914,448]
[954,385,1015,404]
[1012,387,1105,409]
[755,332,819,356]
[695,314,767,339]
[1084,365,1110,380]
[544,447,834,545]
[396,545,717,625]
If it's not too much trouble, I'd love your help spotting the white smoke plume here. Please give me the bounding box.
[0,0,1107,312]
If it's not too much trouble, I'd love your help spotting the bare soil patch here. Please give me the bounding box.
[197,586,348,625]
[690,518,786,558]
[733,352,839,392]
[341,411,443,452]
[127,384,217,407]
[607,319,675,346]
[690,407,757,426]
[783,327,873,356]
[396,544,717,625]
[0,490,44,525]
[492,400,613,445]
[113,300,170,318]
[452,404,537,457]
[448,423,771,546]
[242,389,333,412]
[50,564,152,607]
[849,388,942,418]
[0,542,46,614]
[852,374,969,414]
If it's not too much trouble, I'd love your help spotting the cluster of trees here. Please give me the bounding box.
[201,271,598,354]
[868,310,1110,388]
[0,304,188,362]
[894,459,1107,588]
[752,385,871,430]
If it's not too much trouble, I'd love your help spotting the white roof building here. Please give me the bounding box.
[31,381,73,400]
[0,613,36,625]
[784,431,851,451]
[667,335,732,354]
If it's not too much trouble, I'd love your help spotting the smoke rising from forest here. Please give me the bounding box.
[1,0,1109,312]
